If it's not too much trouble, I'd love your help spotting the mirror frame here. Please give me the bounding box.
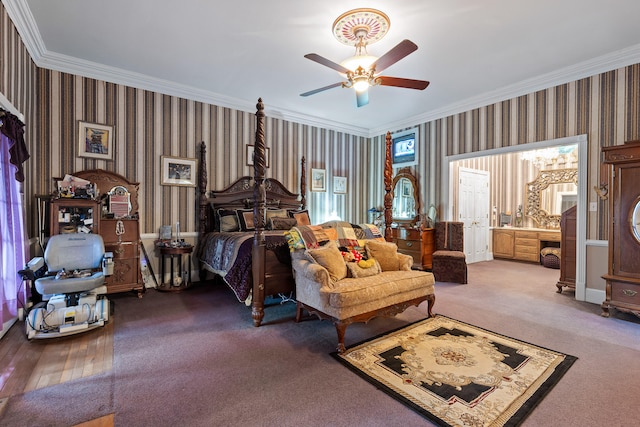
[391,167,420,226]
[630,195,640,243]
[525,168,578,228]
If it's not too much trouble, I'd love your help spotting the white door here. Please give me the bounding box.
[458,168,490,263]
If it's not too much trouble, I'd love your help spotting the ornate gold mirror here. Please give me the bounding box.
[525,168,578,228]
[392,167,420,225]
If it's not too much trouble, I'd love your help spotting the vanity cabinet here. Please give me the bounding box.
[601,140,640,317]
[391,227,435,270]
[492,228,560,263]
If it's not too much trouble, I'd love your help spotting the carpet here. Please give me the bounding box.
[333,315,577,427]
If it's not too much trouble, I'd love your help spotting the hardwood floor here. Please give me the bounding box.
[0,316,114,399]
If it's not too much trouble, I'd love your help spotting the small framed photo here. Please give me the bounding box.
[161,156,197,187]
[311,168,326,192]
[78,121,114,160]
[246,145,270,167]
[333,176,347,194]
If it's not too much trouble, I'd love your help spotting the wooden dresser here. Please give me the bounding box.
[492,228,560,263]
[101,218,143,295]
[391,227,435,270]
[601,140,640,318]
[73,169,144,297]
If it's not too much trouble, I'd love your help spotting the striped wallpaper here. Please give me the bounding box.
[3,2,640,242]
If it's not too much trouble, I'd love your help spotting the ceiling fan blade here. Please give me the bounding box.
[304,53,351,74]
[371,39,418,73]
[300,82,343,97]
[377,76,430,90]
[356,89,369,108]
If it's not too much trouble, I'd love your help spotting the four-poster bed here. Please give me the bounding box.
[196,98,306,326]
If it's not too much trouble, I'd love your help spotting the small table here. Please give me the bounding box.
[158,245,193,292]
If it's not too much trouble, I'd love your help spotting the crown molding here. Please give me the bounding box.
[373,43,640,137]
[6,0,640,139]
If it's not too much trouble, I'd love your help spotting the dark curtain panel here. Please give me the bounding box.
[0,109,29,182]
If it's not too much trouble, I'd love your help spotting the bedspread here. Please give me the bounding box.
[196,231,290,302]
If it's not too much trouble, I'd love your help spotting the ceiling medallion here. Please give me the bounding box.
[332,8,390,46]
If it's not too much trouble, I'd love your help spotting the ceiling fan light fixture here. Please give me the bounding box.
[340,54,378,74]
[353,76,370,92]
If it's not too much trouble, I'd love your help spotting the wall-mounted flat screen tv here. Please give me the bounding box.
[392,127,419,168]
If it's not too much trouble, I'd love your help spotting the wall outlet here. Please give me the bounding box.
[589,202,597,212]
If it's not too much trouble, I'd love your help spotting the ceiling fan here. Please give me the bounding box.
[300,8,430,108]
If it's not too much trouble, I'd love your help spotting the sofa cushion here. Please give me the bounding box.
[306,241,347,283]
[346,259,381,278]
[327,270,435,309]
[365,240,400,271]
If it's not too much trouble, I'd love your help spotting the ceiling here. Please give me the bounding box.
[7,0,640,136]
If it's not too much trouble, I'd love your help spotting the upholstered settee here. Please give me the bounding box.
[287,222,435,353]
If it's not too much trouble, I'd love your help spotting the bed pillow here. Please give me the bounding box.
[288,209,311,226]
[266,208,288,222]
[365,240,400,271]
[306,241,347,282]
[236,209,255,231]
[217,209,239,232]
[270,217,298,230]
[346,259,381,278]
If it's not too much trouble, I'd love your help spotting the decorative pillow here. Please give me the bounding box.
[306,241,347,282]
[266,208,288,223]
[270,217,298,230]
[284,229,305,252]
[365,240,400,271]
[288,209,311,226]
[346,259,381,278]
[217,209,239,232]
[236,209,255,231]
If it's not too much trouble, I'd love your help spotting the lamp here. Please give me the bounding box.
[333,9,390,92]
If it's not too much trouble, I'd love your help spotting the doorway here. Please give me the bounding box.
[442,134,588,302]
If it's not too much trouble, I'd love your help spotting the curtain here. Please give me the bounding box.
[0,110,29,332]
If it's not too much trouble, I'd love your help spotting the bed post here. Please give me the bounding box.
[197,141,209,282]
[252,98,267,327]
[300,156,307,209]
[198,141,208,238]
[384,131,393,241]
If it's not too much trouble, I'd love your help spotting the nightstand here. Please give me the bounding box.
[158,245,193,292]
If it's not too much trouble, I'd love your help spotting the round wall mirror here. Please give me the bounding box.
[391,168,420,225]
[631,197,640,243]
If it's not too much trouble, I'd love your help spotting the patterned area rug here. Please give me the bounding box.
[333,315,577,427]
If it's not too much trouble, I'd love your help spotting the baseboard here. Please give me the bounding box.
[585,288,605,306]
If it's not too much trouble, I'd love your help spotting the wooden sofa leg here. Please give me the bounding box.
[426,294,435,318]
[334,321,348,354]
[295,301,304,323]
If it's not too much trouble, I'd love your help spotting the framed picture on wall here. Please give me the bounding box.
[333,176,347,194]
[311,168,326,192]
[78,121,114,160]
[161,155,197,187]
[246,145,270,167]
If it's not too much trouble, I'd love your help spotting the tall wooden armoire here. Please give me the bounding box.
[556,205,577,293]
[601,140,640,317]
